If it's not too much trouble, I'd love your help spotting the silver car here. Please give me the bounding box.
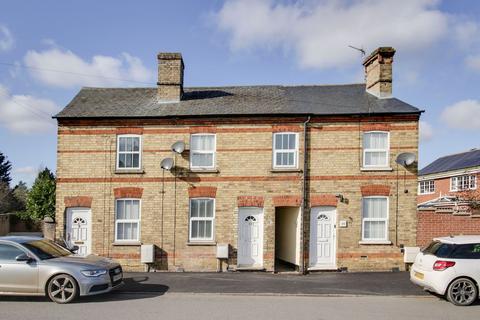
[0,236,123,303]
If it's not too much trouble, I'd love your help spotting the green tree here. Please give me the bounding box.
[0,182,14,213]
[12,181,29,212]
[0,151,12,185]
[25,168,56,221]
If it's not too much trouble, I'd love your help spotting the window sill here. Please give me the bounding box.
[187,241,217,246]
[270,168,302,173]
[360,167,393,172]
[112,241,142,246]
[359,240,392,245]
[115,169,145,174]
[189,169,219,174]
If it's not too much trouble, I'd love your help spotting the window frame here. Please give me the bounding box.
[114,198,141,242]
[272,132,299,169]
[418,180,435,195]
[361,196,389,242]
[362,131,390,168]
[189,198,215,242]
[189,134,216,170]
[450,175,477,192]
[116,134,142,171]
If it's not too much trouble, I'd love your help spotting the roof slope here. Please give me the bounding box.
[55,83,421,118]
[419,148,480,176]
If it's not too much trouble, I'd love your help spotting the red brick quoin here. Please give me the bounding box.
[113,187,144,199]
[361,185,391,196]
[188,186,217,198]
[237,196,264,207]
[64,196,93,208]
[310,194,338,207]
[272,195,302,207]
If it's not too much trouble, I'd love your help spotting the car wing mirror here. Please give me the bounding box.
[70,245,79,253]
[16,253,35,263]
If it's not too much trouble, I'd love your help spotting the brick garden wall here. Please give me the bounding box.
[417,210,480,246]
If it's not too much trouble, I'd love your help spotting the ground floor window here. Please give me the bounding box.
[362,197,388,241]
[115,199,140,241]
[189,198,215,241]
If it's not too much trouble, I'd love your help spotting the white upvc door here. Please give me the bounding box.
[66,208,92,256]
[309,206,336,269]
[238,207,264,267]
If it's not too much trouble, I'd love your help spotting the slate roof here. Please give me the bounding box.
[54,83,421,119]
[419,149,480,176]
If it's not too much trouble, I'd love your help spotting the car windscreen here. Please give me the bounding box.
[422,241,455,258]
[23,239,72,260]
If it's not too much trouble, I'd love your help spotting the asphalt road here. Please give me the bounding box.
[119,271,428,296]
[0,293,479,320]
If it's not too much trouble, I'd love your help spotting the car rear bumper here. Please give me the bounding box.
[409,267,450,295]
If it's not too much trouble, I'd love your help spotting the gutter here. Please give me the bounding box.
[300,115,311,275]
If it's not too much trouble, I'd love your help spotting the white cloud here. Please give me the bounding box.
[213,0,475,69]
[419,120,433,141]
[441,99,480,130]
[24,48,154,88]
[0,25,14,52]
[13,166,36,175]
[0,85,58,134]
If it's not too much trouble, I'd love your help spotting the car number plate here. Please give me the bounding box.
[414,272,424,280]
[113,274,122,282]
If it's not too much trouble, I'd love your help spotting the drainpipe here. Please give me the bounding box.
[300,115,311,275]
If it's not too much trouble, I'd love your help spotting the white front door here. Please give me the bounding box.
[309,206,336,269]
[238,207,263,267]
[66,208,92,256]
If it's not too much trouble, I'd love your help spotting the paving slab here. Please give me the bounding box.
[118,271,428,296]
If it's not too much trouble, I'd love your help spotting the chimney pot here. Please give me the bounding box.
[363,47,395,98]
[157,52,184,102]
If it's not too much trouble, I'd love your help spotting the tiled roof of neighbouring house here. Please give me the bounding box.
[419,148,480,176]
[54,83,421,119]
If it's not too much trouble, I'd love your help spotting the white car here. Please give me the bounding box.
[410,235,480,306]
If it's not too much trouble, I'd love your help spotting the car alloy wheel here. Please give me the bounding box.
[447,278,478,306]
[47,274,78,304]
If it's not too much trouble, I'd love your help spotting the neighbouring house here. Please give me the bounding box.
[54,47,421,272]
[417,149,480,246]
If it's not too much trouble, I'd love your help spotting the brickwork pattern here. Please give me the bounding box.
[56,118,419,272]
[417,210,480,246]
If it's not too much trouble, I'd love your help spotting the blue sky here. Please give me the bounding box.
[0,0,479,186]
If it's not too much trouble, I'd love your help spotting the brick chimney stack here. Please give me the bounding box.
[157,52,184,102]
[362,47,395,98]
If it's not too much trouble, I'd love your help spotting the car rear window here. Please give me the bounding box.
[422,241,455,258]
[450,243,480,259]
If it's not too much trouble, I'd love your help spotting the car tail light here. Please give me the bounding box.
[433,260,456,271]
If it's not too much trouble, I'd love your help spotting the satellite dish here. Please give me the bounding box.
[171,141,185,154]
[160,158,174,171]
[395,152,416,167]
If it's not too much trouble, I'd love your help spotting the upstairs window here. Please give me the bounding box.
[190,134,216,169]
[419,180,435,195]
[273,132,298,168]
[451,175,477,191]
[363,132,389,168]
[117,135,141,170]
[362,197,389,241]
[189,198,215,242]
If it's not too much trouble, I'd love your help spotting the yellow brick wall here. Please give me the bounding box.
[56,119,418,272]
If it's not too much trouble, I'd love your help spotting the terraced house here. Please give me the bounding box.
[54,47,421,272]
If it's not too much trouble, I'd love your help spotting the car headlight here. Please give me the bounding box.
[81,269,107,277]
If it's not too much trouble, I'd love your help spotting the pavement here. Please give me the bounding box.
[118,271,428,296]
